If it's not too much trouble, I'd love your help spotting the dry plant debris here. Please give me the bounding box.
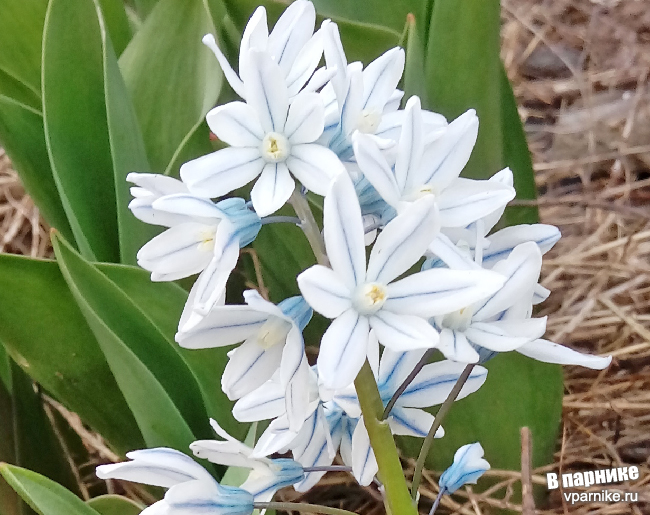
[2,0,650,512]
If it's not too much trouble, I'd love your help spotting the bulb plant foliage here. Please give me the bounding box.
[95,2,611,514]
[0,1,612,515]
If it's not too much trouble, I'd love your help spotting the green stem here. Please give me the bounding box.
[255,501,357,515]
[355,360,418,515]
[411,364,475,500]
[289,188,330,267]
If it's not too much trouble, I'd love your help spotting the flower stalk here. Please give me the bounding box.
[355,360,419,515]
[290,187,330,266]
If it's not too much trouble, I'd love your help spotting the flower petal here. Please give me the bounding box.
[436,328,480,363]
[322,21,348,103]
[400,361,487,408]
[96,448,211,487]
[251,162,295,217]
[286,29,325,97]
[361,47,405,112]
[293,406,335,492]
[281,328,310,432]
[297,264,352,318]
[152,194,225,220]
[180,147,265,198]
[385,268,504,317]
[222,338,283,400]
[190,225,241,316]
[137,223,214,279]
[267,0,315,75]
[482,224,561,268]
[465,318,547,352]
[472,241,542,321]
[517,339,612,370]
[418,109,478,190]
[287,144,344,195]
[232,381,287,422]
[377,348,429,393]
[317,309,370,390]
[437,177,516,228]
[203,34,246,99]
[322,173,367,289]
[351,417,377,486]
[206,102,264,147]
[366,195,439,284]
[238,7,269,82]
[428,232,478,271]
[285,92,324,144]
[388,407,438,438]
[352,132,401,207]
[394,96,424,192]
[241,50,289,133]
[176,306,268,349]
[370,311,439,351]
[164,479,253,513]
[189,439,257,470]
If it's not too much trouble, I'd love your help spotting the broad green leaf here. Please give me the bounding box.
[0,69,40,112]
[101,17,157,264]
[0,464,97,515]
[52,232,209,449]
[500,65,538,225]
[96,0,132,56]
[0,96,74,242]
[132,0,159,19]
[400,354,563,473]
[0,344,10,393]
[42,0,119,262]
[98,263,243,438]
[310,0,419,32]
[425,0,503,177]
[119,0,222,172]
[0,0,47,97]
[163,120,215,178]
[402,13,427,105]
[10,362,80,497]
[0,253,143,455]
[0,378,20,515]
[86,495,143,515]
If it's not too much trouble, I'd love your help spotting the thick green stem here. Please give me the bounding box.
[411,364,476,500]
[355,360,418,515]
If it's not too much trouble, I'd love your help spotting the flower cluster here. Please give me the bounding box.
[98,1,612,513]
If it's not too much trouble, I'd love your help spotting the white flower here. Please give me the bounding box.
[438,443,490,495]
[133,192,260,317]
[181,48,345,217]
[297,172,504,389]
[127,173,190,227]
[428,235,611,369]
[177,291,312,431]
[319,23,446,162]
[96,448,254,515]
[202,1,331,101]
[190,419,304,502]
[353,96,516,227]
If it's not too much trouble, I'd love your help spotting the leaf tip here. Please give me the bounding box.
[406,13,415,25]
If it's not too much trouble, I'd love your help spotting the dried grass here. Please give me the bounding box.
[2,0,650,512]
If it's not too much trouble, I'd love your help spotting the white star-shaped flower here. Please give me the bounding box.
[297,172,504,389]
[181,49,345,216]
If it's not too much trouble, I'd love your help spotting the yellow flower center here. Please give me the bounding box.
[352,282,388,315]
[261,132,290,163]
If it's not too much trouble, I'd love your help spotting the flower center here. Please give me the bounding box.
[356,109,382,134]
[256,316,292,349]
[352,282,388,315]
[442,307,474,332]
[261,132,291,163]
[197,226,218,252]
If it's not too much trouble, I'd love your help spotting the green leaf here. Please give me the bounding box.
[0,253,144,455]
[0,377,20,515]
[310,0,419,32]
[424,0,503,177]
[0,464,97,515]
[0,68,40,112]
[500,65,538,225]
[10,362,80,497]
[132,0,159,19]
[52,232,210,449]
[86,495,143,515]
[402,13,427,106]
[42,0,119,262]
[0,344,10,394]
[401,353,563,473]
[101,17,157,264]
[119,0,222,173]
[96,0,132,57]
[98,263,243,438]
[0,0,47,98]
